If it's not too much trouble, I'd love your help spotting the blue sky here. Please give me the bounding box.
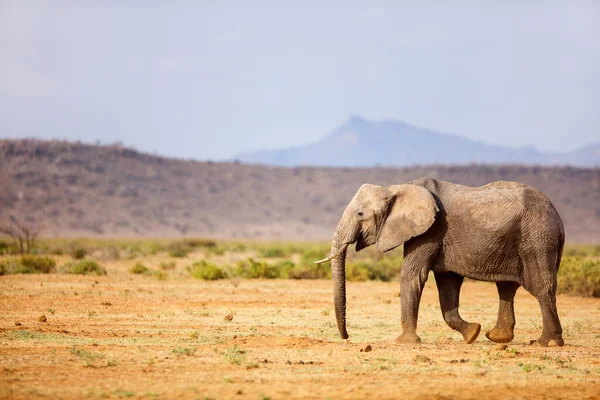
[1,1,599,160]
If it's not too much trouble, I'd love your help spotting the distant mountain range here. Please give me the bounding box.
[236,115,599,167]
[1,139,598,242]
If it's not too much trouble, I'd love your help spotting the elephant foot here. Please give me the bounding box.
[396,331,421,344]
[485,326,514,343]
[460,323,481,344]
[530,335,564,347]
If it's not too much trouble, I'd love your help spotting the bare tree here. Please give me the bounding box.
[0,214,44,255]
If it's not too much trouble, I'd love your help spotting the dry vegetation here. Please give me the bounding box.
[1,238,599,399]
[1,139,598,242]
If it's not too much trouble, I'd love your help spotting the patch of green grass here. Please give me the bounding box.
[7,330,90,344]
[63,259,107,275]
[518,362,544,372]
[222,345,246,365]
[188,260,225,280]
[558,256,600,297]
[172,347,196,357]
[113,389,135,398]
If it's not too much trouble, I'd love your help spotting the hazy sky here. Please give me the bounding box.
[1,1,599,160]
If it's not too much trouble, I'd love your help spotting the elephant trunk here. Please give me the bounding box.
[331,222,350,339]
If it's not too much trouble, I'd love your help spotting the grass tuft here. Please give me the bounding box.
[63,259,107,275]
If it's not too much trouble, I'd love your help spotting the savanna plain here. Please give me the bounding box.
[1,239,599,400]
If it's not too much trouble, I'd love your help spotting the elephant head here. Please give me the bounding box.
[315,184,439,339]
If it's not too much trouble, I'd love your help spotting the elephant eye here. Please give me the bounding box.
[357,211,364,217]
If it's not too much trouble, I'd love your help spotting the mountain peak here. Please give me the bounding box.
[235,117,599,167]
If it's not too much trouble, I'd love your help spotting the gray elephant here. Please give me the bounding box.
[315,177,565,347]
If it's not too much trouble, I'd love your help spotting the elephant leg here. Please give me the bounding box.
[434,272,481,344]
[532,291,564,347]
[396,267,428,344]
[486,281,519,343]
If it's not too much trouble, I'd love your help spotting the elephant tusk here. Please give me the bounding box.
[314,243,349,264]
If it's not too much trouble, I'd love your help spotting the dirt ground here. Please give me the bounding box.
[1,271,599,400]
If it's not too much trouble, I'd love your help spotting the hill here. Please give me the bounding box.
[0,139,598,242]
[236,115,599,167]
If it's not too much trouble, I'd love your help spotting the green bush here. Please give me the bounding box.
[273,260,296,278]
[64,259,107,275]
[71,248,87,260]
[258,247,286,258]
[159,261,176,270]
[287,262,331,279]
[0,258,22,275]
[558,256,600,297]
[563,245,600,258]
[182,238,217,249]
[129,262,149,274]
[1,255,57,274]
[299,248,329,266]
[234,258,280,279]
[189,260,225,280]
[168,248,188,258]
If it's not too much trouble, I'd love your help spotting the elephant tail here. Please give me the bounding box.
[555,227,565,273]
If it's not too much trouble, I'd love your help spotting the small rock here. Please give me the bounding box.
[38,315,47,323]
[14,321,21,326]
[101,302,112,306]
[360,344,372,353]
[224,314,234,321]
[236,390,243,395]
[496,344,508,350]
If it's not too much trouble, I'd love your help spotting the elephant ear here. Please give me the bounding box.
[376,185,439,252]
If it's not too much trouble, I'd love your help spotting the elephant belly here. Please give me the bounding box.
[435,242,524,283]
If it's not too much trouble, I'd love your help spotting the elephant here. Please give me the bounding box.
[315,177,565,347]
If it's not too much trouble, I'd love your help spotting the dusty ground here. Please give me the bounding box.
[1,271,599,399]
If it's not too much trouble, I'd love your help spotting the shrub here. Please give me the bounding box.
[345,260,401,282]
[287,262,331,279]
[4,255,57,274]
[189,260,225,280]
[258,247,286,258]
[129,262,149,274]
[159,261,176,270]
[0,258,22,275]
[168,248,188,258]
[299,248,329,266]
[64,259,107,275]
[274,260,296,278]
[234,258,280,279]
[558,257,600,297]
[183,238,217,249]
[71,248,87,260]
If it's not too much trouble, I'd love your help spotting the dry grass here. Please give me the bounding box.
[0,264,599,399]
